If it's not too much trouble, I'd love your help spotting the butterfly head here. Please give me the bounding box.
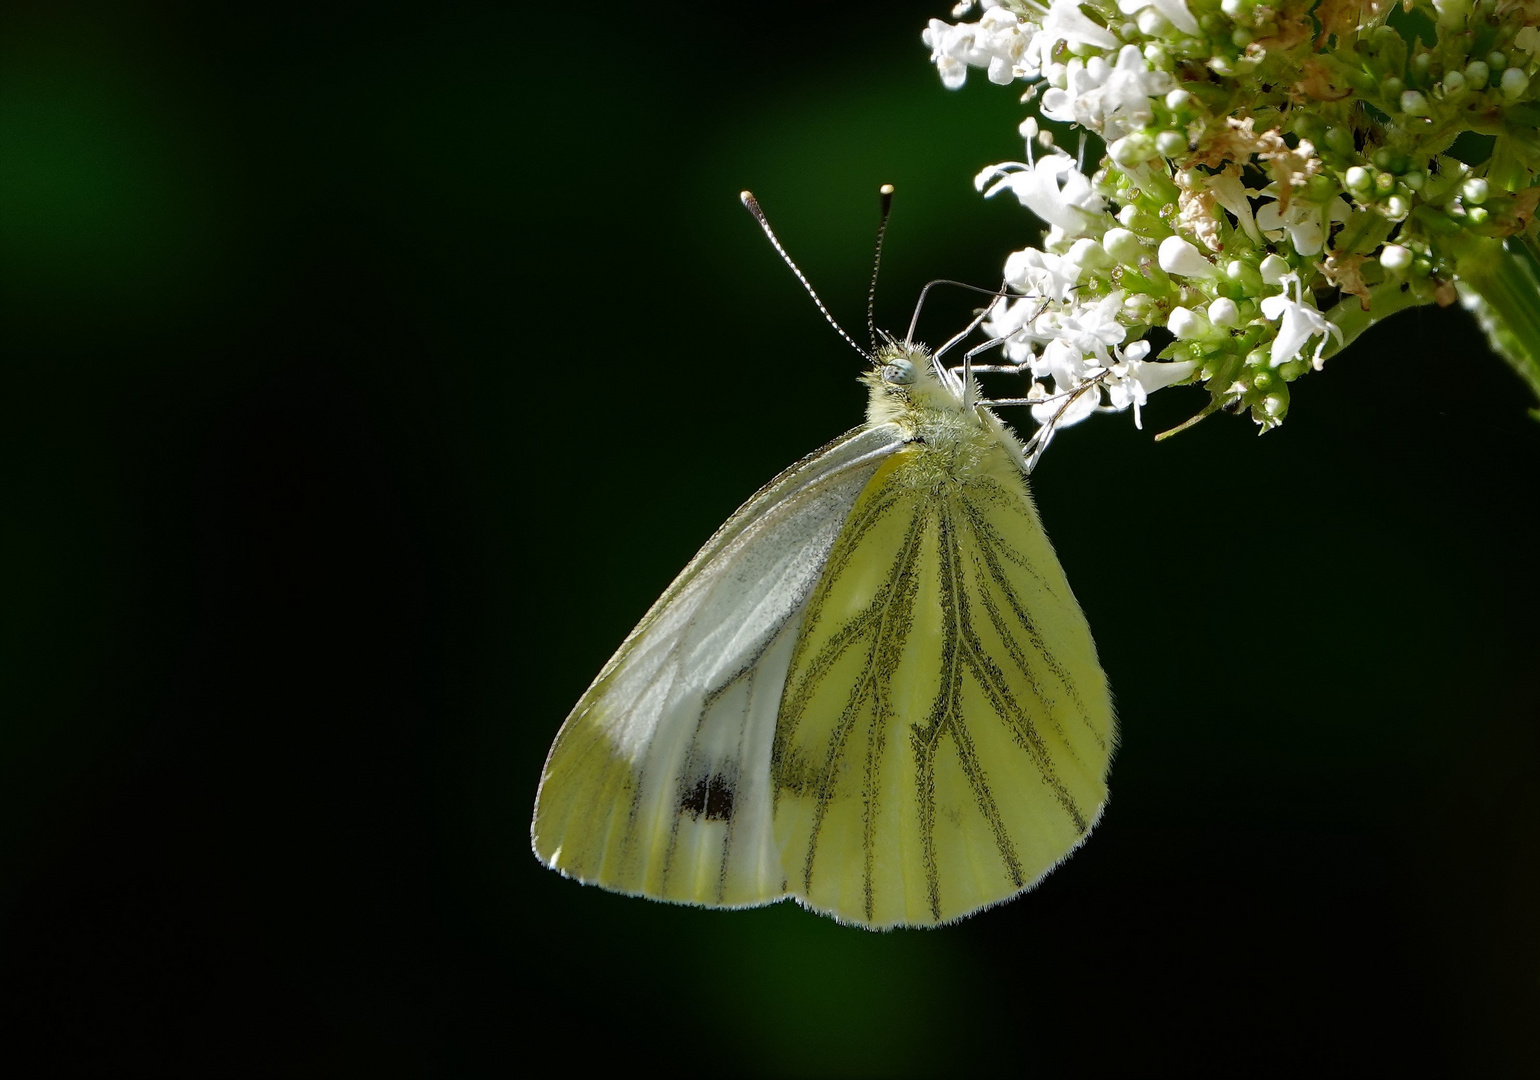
[863,339,970,421]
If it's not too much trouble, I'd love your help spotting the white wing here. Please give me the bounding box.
[532,423,904,908]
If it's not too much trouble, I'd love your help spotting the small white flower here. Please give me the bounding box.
[1105,343,1197,429]
[1259,273,1343,369]
[1030,339,1105,428]
[1038,0,1119,51]
[1206,167,1262,244]
[1003,247,1082,302]
[1116,0,1201,36]
[1040,45,1170,140]
[976,154,1107,236]
[1255,193,1350,257]
[981,296,1041,365]
[922,6,1035,89]
[1065,290,1128,350]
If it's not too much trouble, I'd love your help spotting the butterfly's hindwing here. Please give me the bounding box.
[771,444,1115,928]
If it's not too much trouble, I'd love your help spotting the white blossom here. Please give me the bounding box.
[1003,246,1083,302]
[1040,45,1171,140]
[1035,0,1119,57]
[1255,193,1350,258]
[1207,167,1262,245]
[1259,273,1343,369]
[976,154,1107,237]
[922,4,1036,89]
[1117,0,1201,36]
[1030,339,1105,427]
[1105,342,1197,429]
[982,297,1041,364]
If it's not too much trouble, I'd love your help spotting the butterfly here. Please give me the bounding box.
[531,189,1114,929]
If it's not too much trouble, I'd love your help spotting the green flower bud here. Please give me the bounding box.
[1262,388,1289,420]
[1294,114,1327,144]
[1324,126,1356,156]
[1502,68,1530,99]
[1156,130,1188,157]
[1109,133,1157,168]
[1305,174,1338,201]
[1227,260,1262,291]
[1371,149,1408,173]
[1465,60,1490,89]
[1400,90,1431,116]
[1463,177,1490,204]
[1345,166,1372,192]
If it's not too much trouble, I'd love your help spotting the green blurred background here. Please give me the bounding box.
[2,1,1537,1074]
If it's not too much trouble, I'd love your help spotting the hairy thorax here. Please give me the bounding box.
[861,342,1028,488]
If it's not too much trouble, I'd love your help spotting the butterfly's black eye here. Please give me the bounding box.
[883,359,916,385]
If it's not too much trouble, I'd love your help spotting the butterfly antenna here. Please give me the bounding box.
[740,191,871,362]
[867,184,895,354]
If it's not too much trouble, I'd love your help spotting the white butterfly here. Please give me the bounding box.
[531,191,1114,929]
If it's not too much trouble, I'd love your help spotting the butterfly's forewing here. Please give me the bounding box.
[532,424,904,909]
[772,442,1114,927]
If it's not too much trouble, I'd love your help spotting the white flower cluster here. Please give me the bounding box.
[975,153,1196,429]
[924,0,1348,434]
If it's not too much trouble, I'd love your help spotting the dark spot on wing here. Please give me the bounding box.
[680,776,708,820]
[704,775,736,821]
[679,773,736,822]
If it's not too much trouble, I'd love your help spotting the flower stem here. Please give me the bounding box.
[1452,237,1540,421]
[1316,280,1429,363]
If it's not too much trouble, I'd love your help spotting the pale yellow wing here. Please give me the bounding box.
[771,447,1114,928]
[532,425,904,909]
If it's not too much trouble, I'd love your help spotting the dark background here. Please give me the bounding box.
[3,2,1537,1075]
